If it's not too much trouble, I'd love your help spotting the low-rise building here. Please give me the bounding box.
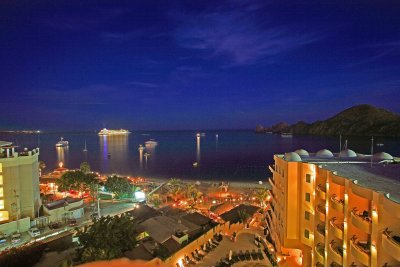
[44,197,84,223]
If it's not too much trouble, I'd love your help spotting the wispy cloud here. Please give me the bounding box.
[127,81,160,88]
[173,4,321,66]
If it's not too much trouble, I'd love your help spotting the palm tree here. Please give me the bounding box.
[167,178,182,202]
[184,183,198,200]
[254,188,270,207]
[238,210,250,225]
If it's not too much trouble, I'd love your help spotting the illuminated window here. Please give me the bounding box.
[306,174,311,183]
[304,229,310,239]
[0,187,3,197]
[0,175,2,185]
[305,211,310,220]
[305,193,311,202]
[0,200,4,209]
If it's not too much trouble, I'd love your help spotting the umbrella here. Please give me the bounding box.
[229,250,232,261]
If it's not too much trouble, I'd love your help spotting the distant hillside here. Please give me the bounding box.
[256,104,400,137]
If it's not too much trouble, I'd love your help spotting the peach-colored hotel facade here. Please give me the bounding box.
[266,148,400,267]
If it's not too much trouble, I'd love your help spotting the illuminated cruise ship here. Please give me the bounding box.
[98,128,131,136]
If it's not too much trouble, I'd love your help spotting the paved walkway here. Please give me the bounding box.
[196,231,272,267]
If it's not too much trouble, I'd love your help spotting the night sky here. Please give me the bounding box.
[1,1,399,131]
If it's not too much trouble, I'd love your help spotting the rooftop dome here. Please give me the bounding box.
[284,152,302,162]
[294,149,309,157]
[372,152,394,161]
[339,149,357,158]
[316,149,334,158]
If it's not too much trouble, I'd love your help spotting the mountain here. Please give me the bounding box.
[257,104,400,137]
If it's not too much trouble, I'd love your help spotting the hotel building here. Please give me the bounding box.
[266,148,400,267]
[0,141,41,233]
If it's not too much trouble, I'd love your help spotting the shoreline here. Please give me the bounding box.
[145,177,270,189]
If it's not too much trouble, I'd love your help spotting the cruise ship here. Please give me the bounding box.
[55,137,69,147]
[98,128,131,136]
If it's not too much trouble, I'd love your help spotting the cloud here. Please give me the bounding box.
[127,81,160,88]
[173,5,320,66]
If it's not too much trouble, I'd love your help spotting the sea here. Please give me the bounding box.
[1,131,399,182]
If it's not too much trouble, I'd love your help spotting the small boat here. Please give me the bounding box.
[376,143,384,147]
[83,140,88,152]
[281,133,293,138]
[145,139,158,146]
[107,153,111,159]
[55,137,69,147]
[193,162,198,167]
[196,133,201,138]
[200,133,206,137]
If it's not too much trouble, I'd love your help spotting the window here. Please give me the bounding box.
[304,229,310,239]
[0,200,4,209]
[305,211,310,220]
[306,174,311,183]
[305,193,311,202]
[0,175,2,185]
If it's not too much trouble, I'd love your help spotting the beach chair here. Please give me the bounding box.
[245,250,251,261]
[192,252,201,261]
[232,251,240,262]
[257,248,265,260]
[196,248,205,257]
[251,249,258,260]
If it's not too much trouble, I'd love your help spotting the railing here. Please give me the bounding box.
[269,165,276,172]
[350,238,370,266]
[316,224,325,236]
[315,243,325,261]
[330,194,344,213]
[316,204,326,215]
[382,229,400,262]
[316,184,326,199]
[329,243,343,264]
[350,209,372,234]
[329,219,344,239]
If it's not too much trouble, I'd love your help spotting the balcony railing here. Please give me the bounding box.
[350,238,371,266]
[269,164,276,173]
[315,262,324,267]
[316,204,326,221]
[316,224,325,236]
[329,242,343,264]
[269,177,275,187]
[316,184,326,200]
[315,243,325,263]
[382,229,400,262]
[329,218,344,239]
[330,194,344,213]
[350,209,372,234]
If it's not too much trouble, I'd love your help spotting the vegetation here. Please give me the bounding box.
[257,104,400,136]
[0,242,46,267]
[167,178,182,202]
[57,169,100,199]
[76,214,137,263]
[254,188,270,207]
[184,183,199,201]
[238,210,250,224]
[104,175,132,199]
[80,162,91,174]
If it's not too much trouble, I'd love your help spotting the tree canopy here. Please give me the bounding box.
[80,162,91,174]
[76,214,137,263]
[104,175,132,199]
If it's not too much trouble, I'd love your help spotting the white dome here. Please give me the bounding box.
[339,149,357,158]
[284,152,302,162]
[294,149,309,157]
[316,149,334,158]
[373,152,393,161]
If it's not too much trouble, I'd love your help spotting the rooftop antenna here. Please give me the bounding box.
[338,134,342,161]
[370,136,374,168]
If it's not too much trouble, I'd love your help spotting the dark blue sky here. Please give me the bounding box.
[1,1,399,131]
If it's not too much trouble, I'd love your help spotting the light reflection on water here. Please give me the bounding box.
[1,131,400,181]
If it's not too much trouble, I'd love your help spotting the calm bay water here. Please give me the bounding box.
[1,131,399,182]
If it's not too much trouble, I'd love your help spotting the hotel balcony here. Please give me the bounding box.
[329,219,344,240]
[316,184,326,200]
[269,177,275,188]
[316,223,325,242]
[315,243,325,263]
[329,243,343,265]
[315,262,324,267]
[350,239,371,266]
[382,229,400,262]
[316,204,326,221]
[330,262,343,267]
[269,164,276,173]
[350,209,372,234]
[329,194,344,213]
